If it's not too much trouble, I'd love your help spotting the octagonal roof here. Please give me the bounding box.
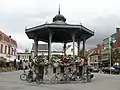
[25,10,94,43]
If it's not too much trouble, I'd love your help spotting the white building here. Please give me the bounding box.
[31,44,63,58]
[0,31,17,62]
[17,52,31,61]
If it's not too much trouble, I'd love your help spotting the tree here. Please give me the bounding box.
[112,48,120,64]
[0,57,7,67]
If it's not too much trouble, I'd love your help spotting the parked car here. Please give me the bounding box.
[102,67,120,74]
[113,65,120,71]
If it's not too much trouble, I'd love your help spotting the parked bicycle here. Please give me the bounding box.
[81,67,94,83]
[59,73,71,84]
[69,70,80,81]
[50,73,61,84]
[20,70,28,81]
[26,70,43,84]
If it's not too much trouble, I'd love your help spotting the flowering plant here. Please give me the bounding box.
[34,56,49,66]
[51,56,61,67]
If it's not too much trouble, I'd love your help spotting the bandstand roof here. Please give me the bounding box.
[25,10,94,43]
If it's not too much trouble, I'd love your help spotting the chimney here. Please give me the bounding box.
[9,35,11,38]
[9,35,11,43]
[116,28,120,32]
[116,28,120,43]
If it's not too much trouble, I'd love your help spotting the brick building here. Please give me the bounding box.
[89,44,102,68]
[0,31,17,62]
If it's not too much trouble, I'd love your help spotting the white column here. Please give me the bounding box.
[63,42,66,55]
[77,39,80,56]
[83,38,86,57]
[72,33,75,59]
[48,32,52,63]
[34,37,38,57]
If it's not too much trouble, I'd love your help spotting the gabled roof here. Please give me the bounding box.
[0,31,17,46]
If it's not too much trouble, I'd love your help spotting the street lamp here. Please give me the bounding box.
[109,36,115,74]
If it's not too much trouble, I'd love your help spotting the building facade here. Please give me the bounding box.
[17,53,31,61]
[88,45,102,68]
[101,28,120,66]
[31,44,63,58]
[0,31,17,62]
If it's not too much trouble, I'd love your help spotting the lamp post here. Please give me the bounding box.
[109,37,114,74]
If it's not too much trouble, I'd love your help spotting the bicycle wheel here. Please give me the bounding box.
[50,76,58,84]
[81,74,87,83]
[20,74,27,81]
[87,74,91,83]
[26,76,33,83]
[59,75,67,84]
[35,77,43,84]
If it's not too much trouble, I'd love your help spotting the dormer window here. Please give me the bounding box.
[2,34,4,40]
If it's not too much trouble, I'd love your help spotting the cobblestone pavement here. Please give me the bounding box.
[0,70,120,90]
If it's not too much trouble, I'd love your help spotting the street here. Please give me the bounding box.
[0,71,120,90]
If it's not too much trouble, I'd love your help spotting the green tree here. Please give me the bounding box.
[0,57,7,67]
[112,48,120,64]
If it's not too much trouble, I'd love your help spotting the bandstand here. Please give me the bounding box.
[25,7,94,82]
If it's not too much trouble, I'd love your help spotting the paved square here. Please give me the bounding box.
[0,71,120,90]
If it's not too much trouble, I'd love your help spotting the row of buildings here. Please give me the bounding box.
[88,28,120,67]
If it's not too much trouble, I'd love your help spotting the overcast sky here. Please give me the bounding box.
[0,0,120,52]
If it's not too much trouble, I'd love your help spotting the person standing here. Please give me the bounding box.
[13,59,17,70]
[79,57,84,79]
[23,59,26,70]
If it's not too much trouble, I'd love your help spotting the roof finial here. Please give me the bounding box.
[58,4,60,14]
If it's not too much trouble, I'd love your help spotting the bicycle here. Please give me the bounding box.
[50,73,61,84]
[59,73,71,84]
[20,70,28,81]
[81,70,93,83]
[69,70,80,81]
[26,72,43,84]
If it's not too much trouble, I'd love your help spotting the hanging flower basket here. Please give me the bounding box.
[34,56,47,66]
[51,56,61,67]
[53,63,59,68]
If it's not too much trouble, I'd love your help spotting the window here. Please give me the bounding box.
[2,34,4,40]
[5,46,7,54]
[0,44,3,53]
[11,48,13,55]
[22,56,24,59]
[14,49,16,55]
[71,48,73,52]
[8,46,10,55]
[29,55,31,60]
[18,55,20,60]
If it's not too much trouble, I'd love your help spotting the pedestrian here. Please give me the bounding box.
[23,59,26,70]
[19,60,23,70]
[13,59,17,70]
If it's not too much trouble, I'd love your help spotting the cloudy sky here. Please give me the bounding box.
[0,0,120,52]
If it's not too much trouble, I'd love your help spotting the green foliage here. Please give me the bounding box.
[34,55,47,66]
[112,48,120,62]
[0,57,7,67]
